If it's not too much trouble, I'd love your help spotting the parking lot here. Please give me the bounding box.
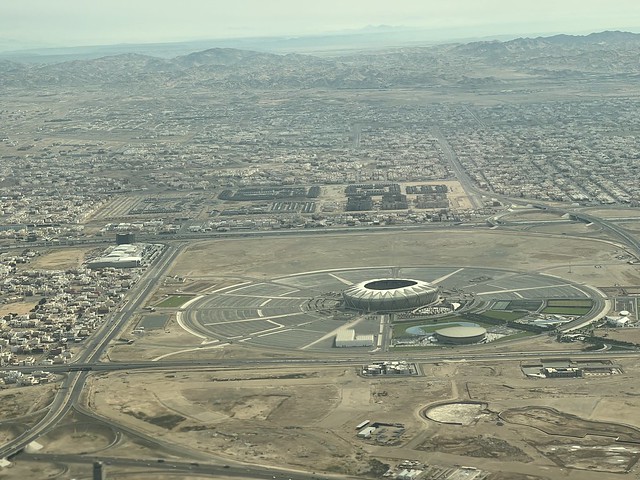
[182,265,595,351]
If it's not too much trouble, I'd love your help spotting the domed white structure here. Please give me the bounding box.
[342,278,439,312]
[435,326,487,344]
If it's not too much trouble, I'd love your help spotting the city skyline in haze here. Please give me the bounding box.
[2,0,640,52]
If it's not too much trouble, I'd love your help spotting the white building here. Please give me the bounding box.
[607,315,631,327]
[335,328,374,348]
[357,426,376,438]
[86,244,145,269]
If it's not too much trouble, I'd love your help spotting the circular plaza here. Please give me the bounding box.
[177,265,603,353]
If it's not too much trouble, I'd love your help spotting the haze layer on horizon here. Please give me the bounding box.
[2,0,640,51]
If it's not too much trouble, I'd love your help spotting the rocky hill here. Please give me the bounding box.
[1,31,638,91]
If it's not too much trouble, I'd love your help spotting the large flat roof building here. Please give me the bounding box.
[335,328,374,347]
[86,243,145,269]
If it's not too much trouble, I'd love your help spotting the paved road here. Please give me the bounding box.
[572,211,640,259]
[431,127,484,209]
[1,222,476,251]
[3,348,639,378]
[0,245,182,459]
[26,452,332,480]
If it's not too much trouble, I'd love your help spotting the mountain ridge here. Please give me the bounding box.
[1,31,638,90]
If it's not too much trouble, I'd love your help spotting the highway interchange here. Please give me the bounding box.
[1,191,640,478]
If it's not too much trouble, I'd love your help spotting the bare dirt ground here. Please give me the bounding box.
[78,356,640,479]
[0,460,66,479]
[521,222,607,238]
[169,230,636,282]
[592,328,640,344]
[441,180,473,210]
[619,221,640,235]
[26,247,94,270]
[498,210,570,222]
[0,386,55,420]
[0,300,39,317]
[0,386,55,447]
[585,208,640,219]
[39,422,117,454]
[88,367,390,475]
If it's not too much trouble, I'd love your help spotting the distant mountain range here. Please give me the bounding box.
[1,31,638,91]
[0,25,527,62]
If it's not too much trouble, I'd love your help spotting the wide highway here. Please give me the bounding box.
[431,127,485,210]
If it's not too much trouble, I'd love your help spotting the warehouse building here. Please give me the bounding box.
[335,328,375,347]
[86,243,153,269]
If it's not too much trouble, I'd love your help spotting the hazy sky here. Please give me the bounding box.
[2,0,640,49]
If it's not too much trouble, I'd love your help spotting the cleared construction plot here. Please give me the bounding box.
[425,402,489,425]
[67,356,640,479]
[24,246,94,270]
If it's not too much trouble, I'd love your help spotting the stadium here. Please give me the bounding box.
[342,278,439,312]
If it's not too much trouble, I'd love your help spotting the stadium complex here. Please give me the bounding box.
[342,278,439,312]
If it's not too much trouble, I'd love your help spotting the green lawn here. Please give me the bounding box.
[477,310,527,322]
[541,306,592,315]
[546,299,593,308]
[155,295,195,308]
[506,300,543,311]
[492,331,536,342]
